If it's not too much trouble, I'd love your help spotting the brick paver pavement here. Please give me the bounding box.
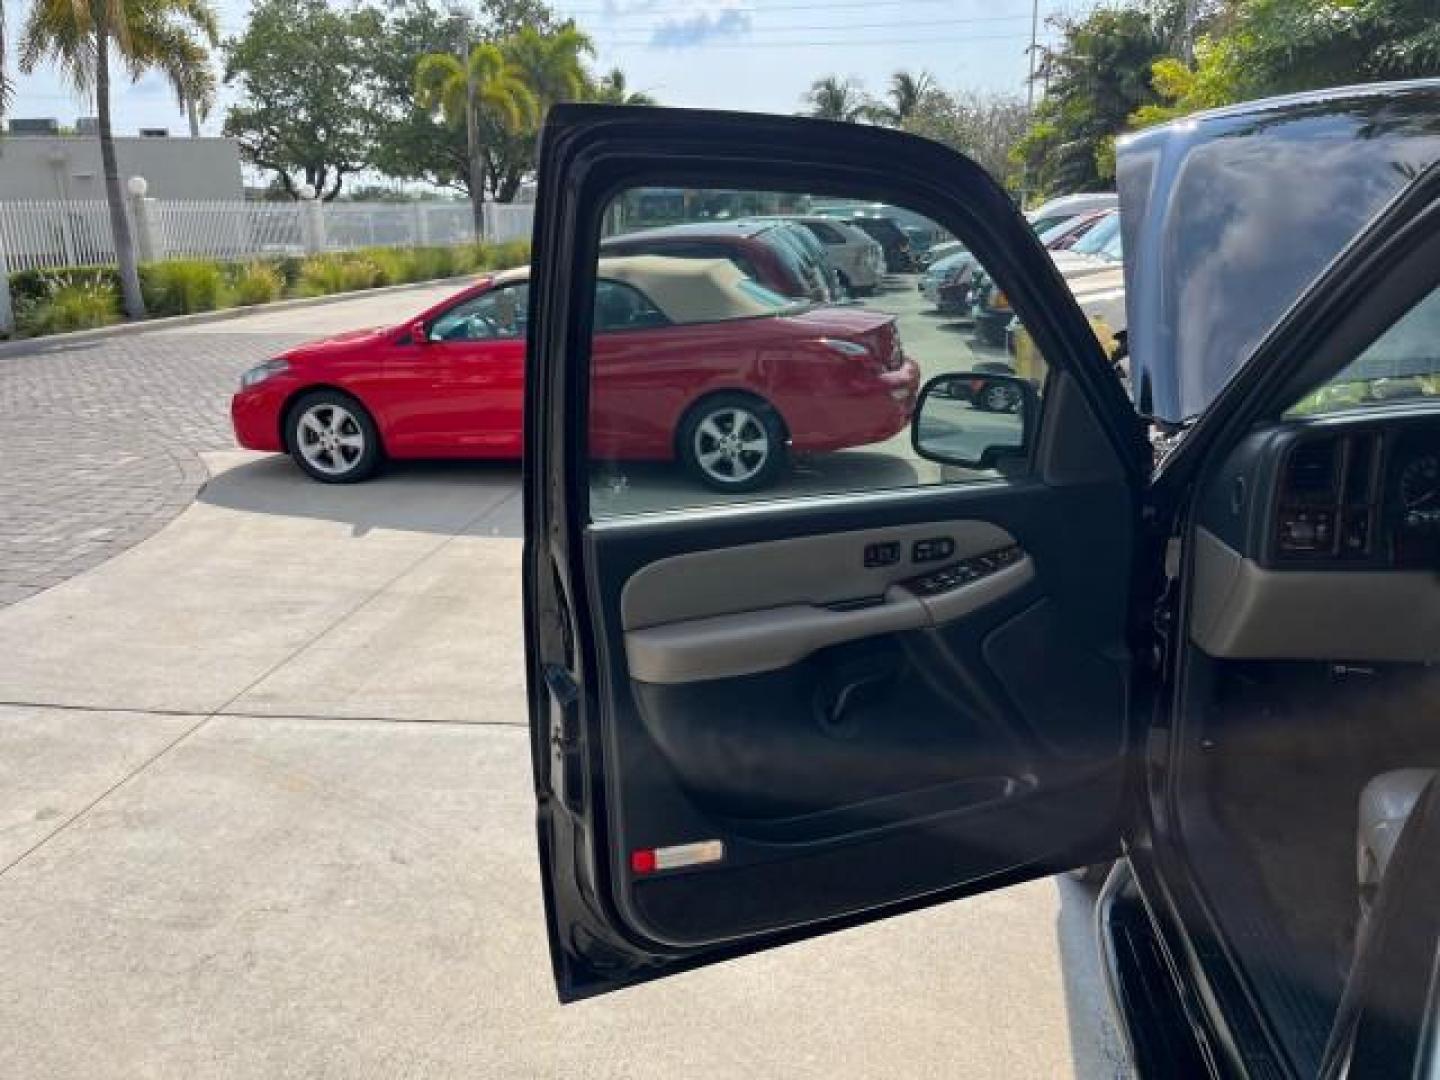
[0,330,311,607]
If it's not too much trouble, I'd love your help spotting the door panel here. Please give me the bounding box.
[582,480,1133,954]
[524,104,1148,1001]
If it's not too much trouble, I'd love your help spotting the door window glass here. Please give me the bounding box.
[429,283,529,342]
[588,186,1058,519]
[594,280,671,332]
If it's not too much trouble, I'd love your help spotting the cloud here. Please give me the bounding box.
[649,6,752,48]
[603,0,659,13]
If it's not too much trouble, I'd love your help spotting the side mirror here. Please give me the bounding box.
[410,319,431,344]
[911,372,1036,470]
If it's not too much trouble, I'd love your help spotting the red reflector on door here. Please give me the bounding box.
[630,840,724,875]
[630,849,657,874]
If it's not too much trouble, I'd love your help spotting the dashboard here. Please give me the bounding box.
[1202,409,1440,571]
[1190,407,1440,662]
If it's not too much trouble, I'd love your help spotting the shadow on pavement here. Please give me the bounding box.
[199,454,524,538]
[1056,874,1136,1078]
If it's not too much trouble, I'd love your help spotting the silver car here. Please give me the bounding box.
[751,215,885,295]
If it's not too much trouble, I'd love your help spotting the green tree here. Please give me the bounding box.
[166,49,216,137]
[363,0,479,199]
[1015,5,1176,196]
[904,87,1030,186]
[801,75,873,122]
[594,67,656,106]
[20,0,220,319]
[223,0,380,200]
[874,70,934,126]
[477,24,592,203]
[415,43,536,238]
[1,9,10,117]
[505,23,592,108]
[1139,0,1440,129]
[1131,35,1245,127]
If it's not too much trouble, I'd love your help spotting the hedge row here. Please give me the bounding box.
[6,240,531,338]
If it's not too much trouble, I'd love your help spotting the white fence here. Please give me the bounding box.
[0,197,535,273]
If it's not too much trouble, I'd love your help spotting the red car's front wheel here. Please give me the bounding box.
[678,393,786,493]
[285,390,381,483]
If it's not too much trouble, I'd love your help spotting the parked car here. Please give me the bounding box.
[972,209,1124,345]
[916,237,965,269]
[813,201,945,246]
[1037,208,1111,251]
[520,80,1440,1080]
[747,215,885,294]
[231,255,918,491]
[919,250,978,315]
[919,208,1105,275]
[749,218,846,301]
[830,213,916,272]
[600,221,832,302]
[1024,191,1118,236]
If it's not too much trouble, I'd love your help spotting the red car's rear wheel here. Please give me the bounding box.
[678,393,786,492]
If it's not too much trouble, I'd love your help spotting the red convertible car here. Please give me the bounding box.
[231,255,919,491]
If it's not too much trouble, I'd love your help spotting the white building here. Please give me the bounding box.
[0,123,244,202]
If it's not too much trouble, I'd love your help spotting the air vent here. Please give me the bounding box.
[1285,439,1339,502]
[1344,435,1378,504]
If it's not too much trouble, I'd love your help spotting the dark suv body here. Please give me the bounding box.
[524,82,1440,1080]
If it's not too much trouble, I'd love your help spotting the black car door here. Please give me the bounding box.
[523,105,1153,1001]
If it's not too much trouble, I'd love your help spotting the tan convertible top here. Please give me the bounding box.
[490,255,792,324]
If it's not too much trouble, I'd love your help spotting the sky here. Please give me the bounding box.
[2,0,1092,137]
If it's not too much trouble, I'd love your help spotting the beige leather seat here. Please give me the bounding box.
[1358,769,1437,925]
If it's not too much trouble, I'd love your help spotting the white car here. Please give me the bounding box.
[1025,191,1118,235]
[787,216,886,295]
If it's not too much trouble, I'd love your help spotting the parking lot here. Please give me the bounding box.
[0,277,1129,1077]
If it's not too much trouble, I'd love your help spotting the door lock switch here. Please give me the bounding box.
[864,541,901,567]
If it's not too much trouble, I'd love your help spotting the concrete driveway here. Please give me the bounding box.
[0,284,1131,1078]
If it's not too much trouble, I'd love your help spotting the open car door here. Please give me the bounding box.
[523,105,1154,1001]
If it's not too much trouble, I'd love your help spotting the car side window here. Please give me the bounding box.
[588,187,1055,519]
[1288,285,1440,416]
[594,279,670,332]
[429,283,529,342]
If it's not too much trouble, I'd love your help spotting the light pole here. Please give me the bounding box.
[1020,0,1041,207]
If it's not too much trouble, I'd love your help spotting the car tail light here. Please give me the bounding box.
[819,336,897,375]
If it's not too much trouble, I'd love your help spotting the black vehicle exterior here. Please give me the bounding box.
[522,82,1440,1079]
[1120,80,1440,425]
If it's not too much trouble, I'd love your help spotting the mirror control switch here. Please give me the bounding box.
[912,537,956,563]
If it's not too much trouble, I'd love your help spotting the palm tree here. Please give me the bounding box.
[165,49,215,137]
[0,10,10,118]
[801,76,872,122]
[593,67,656,106]
[504,24,593,113]
[416,44,536,241]
[19,0,219,320]
[881,70,934,126]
